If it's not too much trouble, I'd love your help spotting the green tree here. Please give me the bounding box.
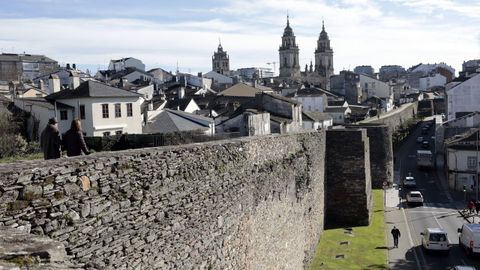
[0,110,27,158]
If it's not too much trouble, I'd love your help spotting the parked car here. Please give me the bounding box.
[421,127,428,134]
[449,266,477,270]
[421,227,450,253]
[406,191,423,206]
[416,136,424,143]
[458,223,480,256]
[422,140,430,149]
[403,174,416,188]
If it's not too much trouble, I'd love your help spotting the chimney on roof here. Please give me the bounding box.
[178,87,185,99]
[69,71,80,89]
[38,79,44,90]
[8,81,16,97]
[119,78,128,88]
[66,63,71,70]
[72,63,76,70]
[49,75,60,93]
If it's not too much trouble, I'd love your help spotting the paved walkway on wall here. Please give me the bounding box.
[361,102,415,124]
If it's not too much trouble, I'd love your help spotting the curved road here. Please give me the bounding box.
[387,118,479,269]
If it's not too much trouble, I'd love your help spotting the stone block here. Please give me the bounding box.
[79,176,91,191]
[20,185,43,201]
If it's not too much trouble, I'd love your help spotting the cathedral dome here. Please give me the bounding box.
[283,16,294,37]
[319,21,329,40]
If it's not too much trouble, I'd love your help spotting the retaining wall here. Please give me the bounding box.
[361,102,418,132]
[0,132,326,270]
[346,124,394,188]
[325,129,373,228]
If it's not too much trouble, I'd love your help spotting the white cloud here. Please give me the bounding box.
[392,0,480,18]
[0,0,478,74]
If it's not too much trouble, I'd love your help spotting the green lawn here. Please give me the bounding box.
[0,153,43,164]
[309,189,387,270]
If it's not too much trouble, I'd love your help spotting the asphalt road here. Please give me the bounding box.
[387,117,480,270]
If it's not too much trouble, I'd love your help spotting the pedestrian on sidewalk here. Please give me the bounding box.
[391,226,401,248]
[468,199,475,214]
[475,201,480,215]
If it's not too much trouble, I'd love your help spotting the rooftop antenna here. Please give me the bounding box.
[176,61,179,74]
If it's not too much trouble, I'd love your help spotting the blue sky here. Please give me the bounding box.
[0,0,479,74]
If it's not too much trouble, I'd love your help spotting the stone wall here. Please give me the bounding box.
[0,132,325,270]
[0,227,80,269]
[346,124,394,188]
[325,129,372,228]
[361,102,418,132]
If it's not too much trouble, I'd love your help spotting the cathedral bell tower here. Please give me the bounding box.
[279,16,301,79]
[315,21,334,89]
[212,41,230,75]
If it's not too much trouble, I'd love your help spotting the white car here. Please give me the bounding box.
[406,191,423,205]
[458,223,480,256]
[403,176,416,188]
[421,227,450,252]
[449,266,477,270]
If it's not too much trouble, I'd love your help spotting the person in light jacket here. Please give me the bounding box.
[63,119,90,157]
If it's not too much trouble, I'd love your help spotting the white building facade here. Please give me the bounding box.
[108,57,145,72]
[447,74,480,121]
[419,73,447,90]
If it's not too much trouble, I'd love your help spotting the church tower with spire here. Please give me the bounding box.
[212,41,230,75]
[279,16,301,79]
[314,21,334,89]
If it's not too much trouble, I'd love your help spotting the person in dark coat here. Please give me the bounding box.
[63,119,90,157]
[391,226,401,248]
[40,117,61,160]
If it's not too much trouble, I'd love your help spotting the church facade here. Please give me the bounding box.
[278,16,334,90]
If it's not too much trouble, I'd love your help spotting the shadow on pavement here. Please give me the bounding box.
[362,264,387,269]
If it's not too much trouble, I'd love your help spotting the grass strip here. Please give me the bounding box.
[309,189,387,270]
[0,153,43,164]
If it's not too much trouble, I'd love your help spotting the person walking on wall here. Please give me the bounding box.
[63,119,90,157]
[391,226,401,248]
[40,117,61,160]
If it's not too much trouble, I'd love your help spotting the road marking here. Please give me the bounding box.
[401,207,424,270]
[407,210,451,214]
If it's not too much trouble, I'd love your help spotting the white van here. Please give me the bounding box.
[421,228,450,252]
[458,223,480,256]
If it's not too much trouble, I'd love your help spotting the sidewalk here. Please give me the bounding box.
[384,173,419,270]
[459,209,480,224]
[433,153,479,225]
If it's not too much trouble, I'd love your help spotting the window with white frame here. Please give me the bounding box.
[115,103,121,118]
[468,156,477,170]
[127,103,133,117]
[102,104,109,118]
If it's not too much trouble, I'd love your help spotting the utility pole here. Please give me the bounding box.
[266,62,277,76]
[476,129,479,201]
